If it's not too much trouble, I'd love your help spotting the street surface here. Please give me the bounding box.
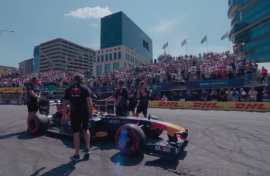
[0,105,269,176]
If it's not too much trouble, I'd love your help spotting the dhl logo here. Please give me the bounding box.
[157,102,184,107]
[231,103,267,110]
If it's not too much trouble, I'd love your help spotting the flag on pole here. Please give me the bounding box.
[201,35,207,44]
[147,46,151,51]
[49,58,53,65]
[163,42,168,49]
[132,47,136,53]
[181,39,187,47]
[64,55,67,60]
[221,31,228,40]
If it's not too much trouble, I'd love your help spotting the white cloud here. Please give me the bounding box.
[65,6,112,19]
[92,24,98,27]
[150,15,186,34]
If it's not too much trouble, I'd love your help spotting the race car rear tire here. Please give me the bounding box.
[146,116,163,138]
[115,124,145,155]
[27,114,48,135]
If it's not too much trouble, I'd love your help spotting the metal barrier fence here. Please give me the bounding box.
[0,94,21,100]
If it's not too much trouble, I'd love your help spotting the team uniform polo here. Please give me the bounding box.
[26,83,40,113]
[128,89,138,111]
[114,87,128,116]
[136,88,150,115]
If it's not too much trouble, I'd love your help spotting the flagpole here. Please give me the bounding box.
[227,32,230,52]
[186,39,188,55]
[206,35,209,52]
[168,41,169,54]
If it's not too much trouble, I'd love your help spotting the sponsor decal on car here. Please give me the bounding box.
[96,132,108,137]
[176,148,180,154]
[156,140,168,146]
[155,145,171,152]
[110,120,120,124]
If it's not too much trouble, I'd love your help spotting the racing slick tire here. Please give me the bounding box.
[146,116,163,138]
[115,124,145,155]
[27,114,48,135]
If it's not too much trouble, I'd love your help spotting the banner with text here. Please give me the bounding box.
[39,86,57,92]
[0,87,23,94]
[186,78,245,89]
[0,99,22,105]
[148,101,270,112]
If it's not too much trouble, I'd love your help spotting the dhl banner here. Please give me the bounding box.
[148,101,270,112]
[0,87,23,94]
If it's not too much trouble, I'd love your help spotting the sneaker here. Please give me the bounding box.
[70,154,80,161]
[84,148,91,155]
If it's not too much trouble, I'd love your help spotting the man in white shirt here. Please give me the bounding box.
[248,87,258,102]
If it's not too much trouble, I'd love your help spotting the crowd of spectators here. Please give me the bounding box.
[91,50,268,88]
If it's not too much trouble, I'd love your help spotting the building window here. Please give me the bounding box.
[118,52,121,59]
[97,65,102,75]
[105,54,108,61]
[115,48,117,50]
[114,53,117,60]
[109,54,112,61]
[110,49,111,51]
[105,64,110,73]
[101,51,103,53]
[126,53,128,60]
[97,56,100,63]
[106,50,108,52]
[118,47,120,50]
[113,63,120,70]
[101,55,104,62]
[98,52,100,54]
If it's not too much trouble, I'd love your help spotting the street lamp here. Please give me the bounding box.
[0,30,14,50]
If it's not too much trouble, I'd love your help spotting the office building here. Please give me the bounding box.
[33,38,95,73]
[228,0,270,62]
[18,58,34,75]
[93,11,153,76]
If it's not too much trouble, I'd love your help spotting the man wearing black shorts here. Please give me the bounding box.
[105,80,128,116]
[26,77,41,122]
[136,81,150,118]
[127,84,137,116]
[62,74,93,161]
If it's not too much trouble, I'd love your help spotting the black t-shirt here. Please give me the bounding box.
[27,83,40,103]
[63,83,90,108]
[118,87,128,106]
[128,89,138,104]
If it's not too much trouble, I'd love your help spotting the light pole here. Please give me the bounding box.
[0,30,14,50]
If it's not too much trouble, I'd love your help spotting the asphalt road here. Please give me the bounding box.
[0,105,270,176]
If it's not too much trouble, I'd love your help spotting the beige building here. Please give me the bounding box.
[93,45,149,76]
[34,38,95,74]
[18,58,34,75]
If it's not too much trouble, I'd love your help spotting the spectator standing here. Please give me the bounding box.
[161,95,167,101]
[248,87,258,102]
[186,90,192,101]
[219,88,227,102]
[239,88,247,102]
[226,88,233,101]
[209,89,218,101]
[260,67,268,84]
[245,65,253,84]
[231,88,239,102]
[262,87,270,102]
[201,89,208,101]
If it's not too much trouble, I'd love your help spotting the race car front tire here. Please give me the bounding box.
[115,124,145,155]
[27,114,48,135]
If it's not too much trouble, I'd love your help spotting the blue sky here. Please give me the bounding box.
[0,0,231,67]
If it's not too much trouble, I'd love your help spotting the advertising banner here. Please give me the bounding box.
[150,83,173,90]
[39,86,57,92]
[148,101,270,112]
[186,78,245,89]
[0,99,22,105]
[91,86,117,93]
[0,87,23,94]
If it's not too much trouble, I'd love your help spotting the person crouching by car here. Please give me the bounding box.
[105,79,128,117]
[127,84,137,116]
[62,74,93,161]
[136,81,150,118]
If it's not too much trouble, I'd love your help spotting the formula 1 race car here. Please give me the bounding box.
[27,100,188,160]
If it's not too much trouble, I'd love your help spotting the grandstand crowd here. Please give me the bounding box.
[0,51,269,102]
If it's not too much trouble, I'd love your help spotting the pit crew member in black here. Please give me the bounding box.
[62,74,93,161]
[136,81,150,118]
[105,79,128,116]
[26,77,41,122]
[127,84,138,116]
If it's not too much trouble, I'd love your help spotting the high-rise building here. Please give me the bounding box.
[93,11,153,76]
[228,0,270,62]
[18,58,34,75]
[33,38,95,73]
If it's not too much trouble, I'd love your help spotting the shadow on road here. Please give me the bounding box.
[30,155,89,176]
[110,152,144,166]
[145,150,187,170]
[0,131,43,140]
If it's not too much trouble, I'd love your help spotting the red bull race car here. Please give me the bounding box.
[27,100,188,160]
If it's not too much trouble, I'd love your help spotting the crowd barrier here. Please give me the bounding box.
[0,87,23,94]
[186,78,245,89]
[148,101,270,112]
[0,99,22,105]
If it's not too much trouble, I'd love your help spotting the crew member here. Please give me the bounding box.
[26,77,41,122]
[136,81,150,118]
[62,74,93,161]
[105,79,128,116]
[127,84,137,116]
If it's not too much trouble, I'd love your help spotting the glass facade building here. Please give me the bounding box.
[228,0,270,62]
[100,11,152,62]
